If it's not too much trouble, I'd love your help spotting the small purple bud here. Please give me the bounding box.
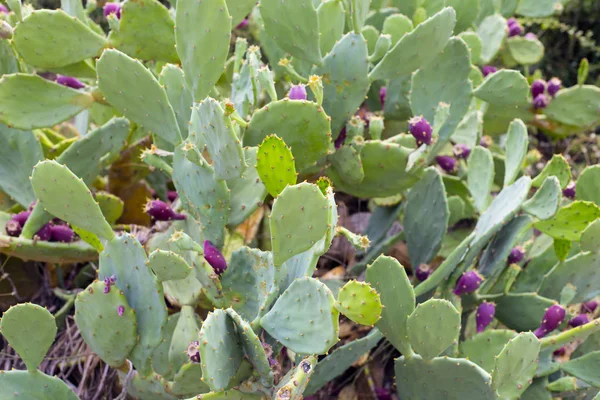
[236,18,249,29]
[56,75,85,90]
[204,240,227,275]
[582,301,598,314]
[117,305,124,316]
[145,199,186,221]
[454,271,483,296]
[476,302,496,333]
[375,388,392,400]
[12,211,30,226]
[525,32,537,40]
[568,314,590,328]
[553,346,566,357]
[482,66,498,77]
[562,182,576,199]
[534,304,566,338]
[507,246,525,264]
[408,115,432,145]
[5,220,21,237]
[415,264,432,282]
[103,2,121,19]
[532,94,549,109]
[531,80,547,98]
[167,191,178,202]
[0,4,7,13]
[50,225,75,243]
[334,126,347,149]
[547,77,562,97]
[379,86,387,107]
[436,155,457,173]
[452,144,471,159]
[34,223,52,241]
[288,85,307,101]
[508,22,523,37]
[187,341,201,363]
[507,17,518,27]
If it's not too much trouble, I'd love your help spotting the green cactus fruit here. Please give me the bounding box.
[460,329,517,373]
[534,201,600,242]
[159,64,193,137]
[0,74,94,130]
[540,251,600,304]
[503,119,528,186]
[365,255,415,355]
[97,49,182,146]
[256,135,297,198]
[30,160,115,240]
[317,0,345,55]
[335,280,382,326]
[99,233,168,375]
[244,100,333,173]
[108,0,178,63]
[12,9,107,68]
[476,14,507,63]
[544,85,600,128]
[169,305,201,374]
[148,249,193,282]
[261,277,339,355]
[198,309,243,391]
[492,332,541,399]
[152,313,180,380]
[169,362,210,397]
[495,293,558,331]
[370,7,456,80]
[395,355,496,399]
[522,176,561,220]
[95,191,124,225]
[531,154,571,189]
[0,303,56,371]
[0,370,79,399]
[576,165,600,206]
[259,0,322,65]
[74,280,137,368]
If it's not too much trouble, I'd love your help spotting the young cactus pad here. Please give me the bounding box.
[335,280,382,326]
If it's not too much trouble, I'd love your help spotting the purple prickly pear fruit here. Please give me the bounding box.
[334,126,347,149]
[34,223,52,241]
[288,85,307,101]
[103,2,121,19]
[375,388,392,400]
[507,17,518,27]
[117,305,125,317]
[415,264,432,282]
[568,314,590,328]
[547,77,562,97]
[12,211,31,226]
[144,199,186,221]
[379,86,387,107]
[532,94,549,109]
[562,182,576,199]
[236,18,249,29]
[452,144,471,159]
[167,191,178,202]
[582,301,598,313]
[0,4,7,13]
[56,75,85,90]
[408,115,432,145]
[507,246,525,264]
[453,271,484,296]
[5,220,21,237]
[204,240,227,275]
[508,22,523,37]
[531,80,547,98]
[187,340,201,363]
[553,346,566,356]
[50,225,75,243]
[476,302,496,333]
[534,304,566,338]
[435,155,457,173]
[525,32,538,40]
[482,65,498,77]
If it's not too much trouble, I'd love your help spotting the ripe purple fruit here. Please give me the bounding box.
[408,116,432,145]
[582,301,598,313]
[454,271,483,296]
[145,199,186,221]
[534,304,566,338]
[34,223,52,241]
[236,18,249,29]
[568,314,590,328]
[334,126,347,149]
[5,220,21,237]
[507,246,525,264]
[547,77,562,97]
[507,17,518,27]
[187,340,201,363]
[12,211,31,226]
[435,156,457,173]
[204,240,227,275]
[452,144,471,160]
[50,225,75,243]
[562,182,576,199]
[288,85,307,101]
[379,86,387,107]
[167,191,178,202]
[103,2,121,19]
[415,264,432,282]
[0,4,7,13]
[553,346,566,357]
[482,65,498,77]
[56,75,85,90]
[532,94,549,109]
[476,302,496,333]
[375,388,392,400]
[525,32,538,40]
[531,80,547,98]
[508,21,523,37]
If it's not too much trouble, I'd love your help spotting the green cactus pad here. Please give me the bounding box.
[492,332,541,399]
[0,231,98,263]
[99,233,168,375]
[220,247,278,322]
[227,147,268,227]
[175,0,230,100]
[97,49,182,146]
[0,124,43,207]
[523,176,561,220]
[148,249,193,282]
[0,39,19,76]
[226,308,274,387]
[362,25,380,55]
[531,154,571,189]
[540,251,600,304]
[261,277,339,355]
[74,280,137,368]
[407,298,461,360]
[125,372,177,400]
[159,64,193,136]
[169,305,201,374]
[96,191,124,225]
[256,135,297,198]
[370,7,456,80]
[244,100,332,172]
[458,31,483,64]
[474,69,530,107]
[467,146,494,212]
[190,98,246,180]
[30,160,114,240]
[476,14,507,63]
[365,255,415,355]
[560,351,600,387]
[544,85,600,128]
[12,9,107,68]
[226,0,256,26]
[395,355,496,399]
[259,0,321,65]
[534,201,600,242]
[382,14,413,45]
[172,144,230,247]
[313,32,370,136]
[335,280,382,326]
[152,313,180,380]
[169,362,210,397]
[460,329,517,373]
[0,74,94,130]
[198,309,243,391]
[580,219,600,252]
[329,145,365,186]
[0,370,79,399]
[516,0,559,17]
[108,0,178,63]
[507,36,545,65]
[270,182,331,266]
[404,167,449,268]
[495,293,557,331]
[576,165,600,206]
[274,355,317,400]
[504,119,528,186]
[0,303,56,371]
[317,0,345,55]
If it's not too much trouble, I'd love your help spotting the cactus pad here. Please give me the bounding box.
[159,64,193,136]
[169,305,201,373]
[256,135,297,198]
[0,231,98,263]
[504,119,529,186]
[576,165,600,205]
[531,154,571,188]
[495,293,557,331]
[226,0,256,27]
[169,362,210,397]
[329,145,365,185]
[407,298,461,359]
[261,277,339,355]
[96,191,125,225]
[317,0,345,55]
[474,69,530,107]
[540,251,600,304]
[561,351,600,387]
[544,85,600,128]
[477,14,507,64]
[467,146,494,213]
[534,201,600,242]
[460,329,517,373]
[523,176,561,220]
[74,280,137,368]
[492,332,541,399]
[335,280,382,326]
[152,313,180,380]
[148,249,193,282]
[0,370,79,399]
[227,147,268,227]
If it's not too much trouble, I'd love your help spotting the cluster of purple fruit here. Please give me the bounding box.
[530,77,562,110]
[5,206,75,243]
